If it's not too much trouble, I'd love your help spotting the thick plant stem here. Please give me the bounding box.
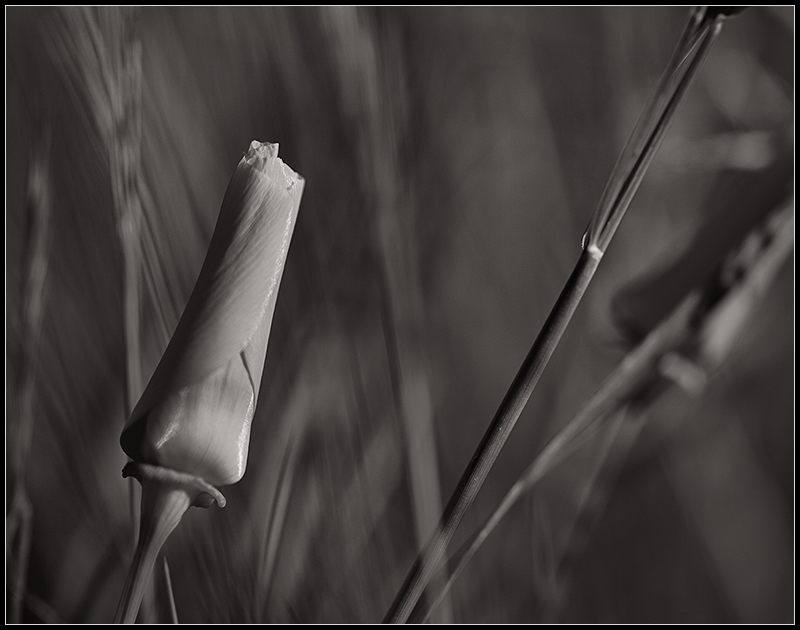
[115,486,189,624]
[383,247,602,624]
[114,463,225,624]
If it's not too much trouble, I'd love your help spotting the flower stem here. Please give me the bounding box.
[114,486,187,624]
[114,463,225,624]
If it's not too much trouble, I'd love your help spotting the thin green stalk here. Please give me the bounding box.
[384,7,733,623]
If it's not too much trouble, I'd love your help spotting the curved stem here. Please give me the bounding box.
[115,484,189,623]
[114,463,225,624]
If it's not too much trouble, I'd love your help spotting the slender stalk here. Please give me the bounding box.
[583,5,708,252]
[115,489,188,624]
[114,463,225,624]
[587,15,724,254]
[421,295,701,621]
[8,494,34,625]
[254,426,303,618]
[420,199,795,625]
[47,9,149,614]
[161,558,179,624]
[384,7,732,623]
[383,247,601,623]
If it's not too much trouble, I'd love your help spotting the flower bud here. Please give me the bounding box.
[120,141,304,486]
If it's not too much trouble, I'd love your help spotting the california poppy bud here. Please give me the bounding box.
[121,141,304,486]
[114,140,303,624]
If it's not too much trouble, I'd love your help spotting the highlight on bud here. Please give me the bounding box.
[121,140,304,486]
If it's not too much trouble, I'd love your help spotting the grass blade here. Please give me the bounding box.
[253,425,304,618]
[384,8,733,622]
[421,292,699,621]
[584,8,730,254]
[422,196,794,622]
[384,247,602,623]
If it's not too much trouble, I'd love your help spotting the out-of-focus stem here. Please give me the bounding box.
[383,247,602,623]
[161,557,179,623]
[321,7,454,621]
[9,131,52,625]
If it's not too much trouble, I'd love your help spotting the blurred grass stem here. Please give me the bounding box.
[161,557,179,623]
[8,133,52,624]
[384,7,730,623]
[321,7,454,621]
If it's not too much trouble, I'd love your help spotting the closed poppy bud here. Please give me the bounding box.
[115,141,303,624]
[120,141,303,486]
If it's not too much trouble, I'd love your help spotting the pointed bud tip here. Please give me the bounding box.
[247,139,278,159]
[243,140,303,192]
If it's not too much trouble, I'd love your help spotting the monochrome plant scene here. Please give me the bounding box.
[6,6,794,624]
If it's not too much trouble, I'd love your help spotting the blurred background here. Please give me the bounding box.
[6,6,794,623]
